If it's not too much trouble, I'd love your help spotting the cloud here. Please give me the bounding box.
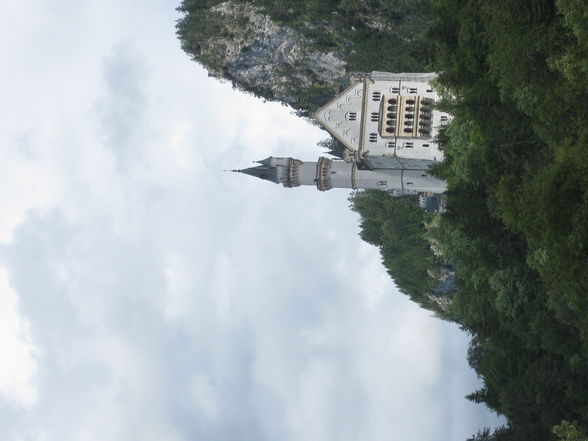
[0,268,38,408]
[0,1,505,440]
[96,42,149,165]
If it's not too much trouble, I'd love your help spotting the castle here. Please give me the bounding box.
[235,72,451,196]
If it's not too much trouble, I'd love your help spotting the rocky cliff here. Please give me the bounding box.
[176,0,433,113]
[177,1,347,112]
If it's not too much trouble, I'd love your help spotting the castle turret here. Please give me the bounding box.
[235,156,446,194]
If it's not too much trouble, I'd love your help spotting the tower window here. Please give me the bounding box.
[372,91,381,101]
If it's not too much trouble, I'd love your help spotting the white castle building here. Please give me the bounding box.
[236,72,451,195]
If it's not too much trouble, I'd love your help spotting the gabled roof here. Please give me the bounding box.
[313,80,365,152]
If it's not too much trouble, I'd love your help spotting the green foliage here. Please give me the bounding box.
[554,421,588,441]
[349,190,447,313]
[429,0,588,438]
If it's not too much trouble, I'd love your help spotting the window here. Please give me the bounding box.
[370,112,379,122]
[372,91,381,101]
[391,87,400,94]
[347,112,357,121]
[440,115,448,122]
[409,87,417,94]
[426,88,433,93]
[423,143,430,147]
[405,142,414,148]
[369,133,378,143]
[378,181,387,186]
[386,141,396,148]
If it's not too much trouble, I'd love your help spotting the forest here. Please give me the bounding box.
[176,1,588,440]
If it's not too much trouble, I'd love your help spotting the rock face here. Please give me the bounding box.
[432,266,458,297]
[179,1,347,111]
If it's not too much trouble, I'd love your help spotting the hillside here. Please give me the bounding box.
[428,1,588,439]
[176,0,448,313]
[176,0,432,114]
[176,1,588,440]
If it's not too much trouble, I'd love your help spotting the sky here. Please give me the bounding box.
[0,1,504,440]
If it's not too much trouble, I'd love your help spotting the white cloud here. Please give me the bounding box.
[0,268,38,408]
[0,1,505,440]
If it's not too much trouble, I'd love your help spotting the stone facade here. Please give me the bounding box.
[236,72,450,195]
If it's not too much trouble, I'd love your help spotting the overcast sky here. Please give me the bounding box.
[0,1,504,440]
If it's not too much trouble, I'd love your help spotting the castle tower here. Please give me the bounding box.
[233,72,450,196]
[236,156,446,194]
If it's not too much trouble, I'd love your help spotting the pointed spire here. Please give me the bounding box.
[235,165,279,183]
[255,157,273,167]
